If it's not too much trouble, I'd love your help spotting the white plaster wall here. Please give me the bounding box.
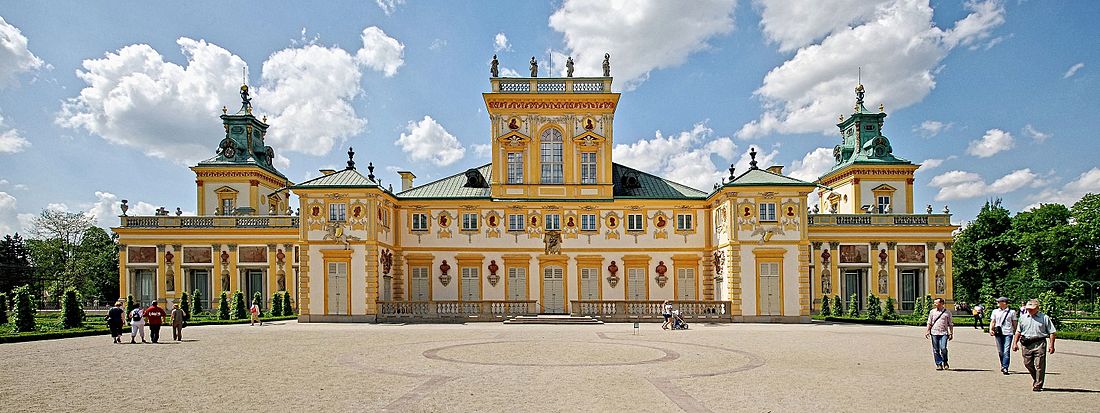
[861,179,908,212]
[739,247,757,316]
[306,247,324,315]
[349,245,366,314]
[782,252,801,316]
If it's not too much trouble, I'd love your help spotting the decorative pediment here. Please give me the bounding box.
[497,131,531,148]
[572,131,605,148]
[871,184,898,192]
[213,186,239,194]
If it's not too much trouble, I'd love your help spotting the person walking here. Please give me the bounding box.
[989,297,1018,375]
[143,300,167,343]
[250,300,262,326]
[1013,299,1056,391]
[661,300,673,330]
[106,301,125,344]
[171,303,187,341]
[972,303,984,329]
[129,302,146,344]
[924,298,953,370]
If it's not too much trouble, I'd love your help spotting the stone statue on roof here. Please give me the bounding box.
[490,54,499,77]
[566,56,574,77]
[530,56,538,77]
[602,53,610,77]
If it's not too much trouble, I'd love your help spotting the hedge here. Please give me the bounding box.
[0,315,298,344]
[815,315,1100,341]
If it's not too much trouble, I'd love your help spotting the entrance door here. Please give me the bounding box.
[327,262,347,315]
[188,269,210,310]
[246,269,264,309]
[579,268,599,300]
[626,268,646,300]
[899,269,921,311]
[677,268,696,300]
[133,269,155,306]
[410,267,429,301]
[844,269,866,312]
[507,267,527,300]
[759,262,781,315]
[542,266,564,313]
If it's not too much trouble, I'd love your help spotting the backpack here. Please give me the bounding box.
[131,310,142,322]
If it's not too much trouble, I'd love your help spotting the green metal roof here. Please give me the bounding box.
[396,164,493,198]
[292,168,378,189]
[725,168,817,187]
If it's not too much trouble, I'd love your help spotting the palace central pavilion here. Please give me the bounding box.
[114,72,957,323]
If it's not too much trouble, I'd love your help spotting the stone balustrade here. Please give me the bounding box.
[119,215,299,229]
[808,214,951,227]
[570,300,732,322]
[378,300,538,322]
[490,77,611,94]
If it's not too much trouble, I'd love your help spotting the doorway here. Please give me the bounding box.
[188,269,211,310]
[132,269,155,306]
[844,269,866,312]
[542,266,565,314]
[245,269,264,309]
[899,269,923,311]
[327,262,347,315]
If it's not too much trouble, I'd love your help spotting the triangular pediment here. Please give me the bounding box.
[572,131,605,147]
[871,184,898,192]
[214,186,239,194]
[497,131,531,148]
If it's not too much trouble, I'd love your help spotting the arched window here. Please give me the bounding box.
[540,128,563,184]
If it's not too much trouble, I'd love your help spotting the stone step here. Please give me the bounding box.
[502,315,604,325]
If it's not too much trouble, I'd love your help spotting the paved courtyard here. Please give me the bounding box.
[1,321,1098,412]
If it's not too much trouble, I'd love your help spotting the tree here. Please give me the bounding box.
[819,296,831,316]
[232,290,247,319]
[180,291,191,322]
[1070,193,1100,281]
[832,295,843,317]
[27,210,95,296]
[62,289,84,328]
[126,294,136,313]
[847,293,860,317]
[884,297,898,320]
[191,289,203,315]
[73,227,119,303]
[866,294,882,320]
[911,294,927,321]
[0,233,32,294]
[271,292,283,318]
[218,291,230,320]
[1038,290,1064,328]
[952,200,1016,304]
[282,290,293,316]
[0,292,8,324]
[12,285,36,332]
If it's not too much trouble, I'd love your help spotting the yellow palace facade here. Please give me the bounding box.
[115,74,956,323]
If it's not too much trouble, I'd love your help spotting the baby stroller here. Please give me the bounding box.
[671,310,689,330]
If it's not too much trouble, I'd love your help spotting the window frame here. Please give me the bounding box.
[626,213,644,231]
[675,213,693,231]
[580,152,597,184]
[329,203,347,222]
[544,214,561,231]
[461,212,479,231]
[580,214,597,232]
[506,152,524,184]
[507,214,525,232]
[411,213,428,231]
[539,128,564,184]
[758,203,777,222]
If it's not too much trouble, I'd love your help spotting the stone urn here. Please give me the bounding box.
[487,260,500,286]
[606,260,619,288]
[439,260,452,286]
[655,261,668,288]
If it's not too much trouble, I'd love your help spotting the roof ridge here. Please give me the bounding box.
[396,163,492,195]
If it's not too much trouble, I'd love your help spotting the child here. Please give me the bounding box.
[250,300,262,326]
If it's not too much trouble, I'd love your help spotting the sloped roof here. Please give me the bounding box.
[725,168,817,187]
[194,155,288,179]
[291,168,378,189]
[396,164,493,199]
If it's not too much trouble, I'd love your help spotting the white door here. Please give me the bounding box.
[409,267,429,301]
[627,268,646,300]
[327,262,347,315]
[759,262,780,316]
[677,268,696,300]
[461,267,480,301]
[542,267,564,313]
[507,267,527,300]
[579,268,599,300]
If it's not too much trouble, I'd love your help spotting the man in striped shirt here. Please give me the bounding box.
[924,298,953,370]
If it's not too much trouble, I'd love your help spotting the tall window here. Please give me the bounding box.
[545,214,561,231]
[676,213,693,231]
[412,213,428,231]
[329,203,346,222]
[508,214,525,232]
[759,203,776,222]
[221,198,235,215]
[627,214,644,231]
[580,152,597,184]
[877,196,891,213]
[507,152,524,184]
[580,214,597,231]
[540,129,564,184]
[462,213,479,230]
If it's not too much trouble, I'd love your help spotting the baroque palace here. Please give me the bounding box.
[114,63,957,323]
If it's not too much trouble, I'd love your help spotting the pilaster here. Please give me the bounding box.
[798,243,811,316]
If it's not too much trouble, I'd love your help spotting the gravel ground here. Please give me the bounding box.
[1,321,1097,412]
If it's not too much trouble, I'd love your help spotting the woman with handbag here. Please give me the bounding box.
[989,297,1018,375]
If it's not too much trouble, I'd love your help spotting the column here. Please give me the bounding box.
[943,242,954,302]
[727,245,742,316]
[701,250,715,301]
[828,242,840,302]
[249,180,259,210]
[267,244,278,304]
[298,244,311,316]
[196,179,206,215]
[156,244,167,303]
[212,244,224,301]
[798,243,811,316]
[171,244,183,301]
[392,251,406,301]
[810,242,822,309]
[366,246,379,315]
[925,242,938,301]
[118,244,128,300]
[227,244,239,294]
[886,242,898,302]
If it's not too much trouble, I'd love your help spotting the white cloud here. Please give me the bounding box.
[355,27,405,77]
[966,128,1014,157]
[1063,62,1084,79]
[499,67,521,78]
[549,0,737,90]
[0,191,20,235]
[914,120,952,138]
[757,0,882,53]
[613,122,737,190]
[394,116,465,166]
[57,28,406,163]
[429,39,447,51]
[788,147,834,182]
[1022,124,1050,143]
[494,32,511,52]
[1026,167,1100,208]
[87,191,158,229]
[918,157,947,172]
[0,114,30,153]
[738,0,1006,139]
[375,0,404,15]
[472,144,492,158]
[930,168,1039,201]
[0,16,44,89]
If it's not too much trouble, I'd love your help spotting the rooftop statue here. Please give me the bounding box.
[602,53,610,77]
[530,56,538,77]
[566,56,574,77]
[490,54,499,78]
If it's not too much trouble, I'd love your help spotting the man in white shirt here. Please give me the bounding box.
[1013,299,1057,392]
[988,297,1017,375]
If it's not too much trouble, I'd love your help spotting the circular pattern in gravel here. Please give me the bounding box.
[422,339,680,367]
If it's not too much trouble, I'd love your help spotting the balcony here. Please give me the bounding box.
[119,215,299,229]
[490,77,612,94]
[807,214,952,227]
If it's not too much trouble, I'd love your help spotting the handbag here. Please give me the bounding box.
[993,309,1011,336]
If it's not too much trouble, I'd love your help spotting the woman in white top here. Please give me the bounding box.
[661,300,673,330]
[989,297,1018,375]
[129,303,147,344]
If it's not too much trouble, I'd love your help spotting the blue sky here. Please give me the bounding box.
[0,0,1098,234]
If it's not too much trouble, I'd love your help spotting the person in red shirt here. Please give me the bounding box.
[144,300,168,343]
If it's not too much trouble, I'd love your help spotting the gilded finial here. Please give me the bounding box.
[879,103,884,113]
[838,114,844,122]
[222,106,227,114]
[262,115,267,123]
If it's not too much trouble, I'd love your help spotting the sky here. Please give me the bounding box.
[1,0,1099,235]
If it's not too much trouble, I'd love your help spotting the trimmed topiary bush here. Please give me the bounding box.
[180,291,191,321]
[911,294,927,321]
[832,295,843,318]
[126,294,136,314]
[884,297,898,320]
[62,289,85,328]
[0,292,8,324]
[232,291,247,319]
[820,295,831,317]
[866,294,882,320]
[12,285,36,332]
[282,290,293,316]
[847,293,860,317]
[218,291,230,320]
[271,292,283,317]
[252,291,263,315]
[191,289,203,315]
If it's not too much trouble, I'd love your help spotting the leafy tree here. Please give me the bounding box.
[953,200,1018,304]
[832,295,843,318]
[847,293,860,317]
[819,296,831,316]
[232,290,247,319]
[180,291,191,322]
[1070,193,1100,281]
[282,291,293,316]
[866,294,882,320]
[271,292,283,317]
[911,294,927,321]
[191,289,203,315]
[73,226,118,303]
[126,294,136,313]
[0,292,8,324]
[884,297,898,320]
[0,233,32,294]
[27,210,95,297]
[12,285,36,332]
[218,291,230,320]
[1037,290,1064,328]
[62,289,85,328]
